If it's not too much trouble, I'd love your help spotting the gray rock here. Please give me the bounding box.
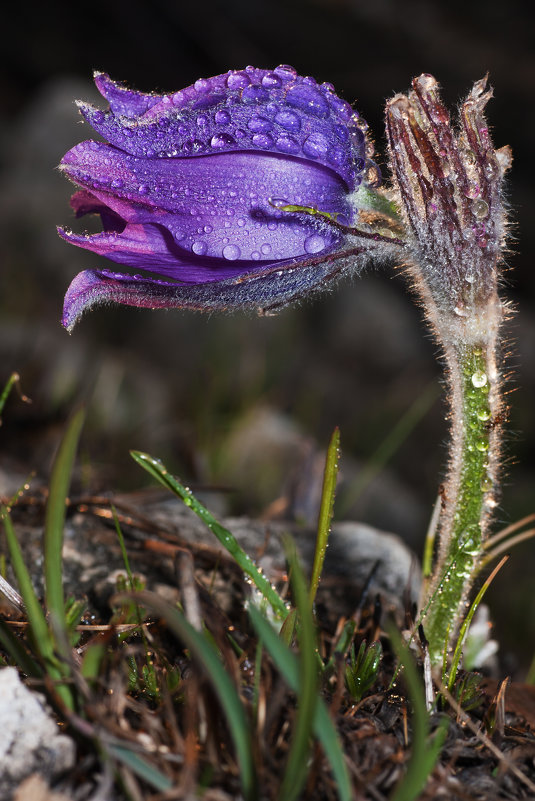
[0,668,75,800]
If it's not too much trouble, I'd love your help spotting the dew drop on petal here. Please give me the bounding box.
[211,132,235,149]
[286,84,330,117]
[194,78,210,94]
[274,64,297,79]
[302,133,329,159]
[215,109,231,125]
[252,133,274,148]
[261,72,282,88]
[222,244,241,260]
[242,85,269,103]
[247,115,273,133]
[304,234,325,254]
[261,243,272,255]
[226,71,251,89]
[275,135,299,154]
[192,240,207,255]
[274,109,301,132]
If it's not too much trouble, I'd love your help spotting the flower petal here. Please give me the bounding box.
[62,244,363,332]
[60,143,353,278]
[93,71,164,118]
[77,66,368,190]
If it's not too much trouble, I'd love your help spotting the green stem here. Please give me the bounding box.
[421,334,500,665]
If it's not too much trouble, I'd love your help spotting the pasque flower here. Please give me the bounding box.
[385,75,511,664]
[59,66,401,331]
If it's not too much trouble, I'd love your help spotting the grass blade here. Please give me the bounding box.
[1,507,74,707]
[279,541,319,801]
[248,604,352,801]
[447,555,508,690]
[44,406,85,627]
[106,741,173,792]
[309,428,340,608]
[2,507,54,660]
[0,372,30,422]
[115,589,256,801]
[0,619,42,676]
[389,626,448,801]
[130,450,288,621]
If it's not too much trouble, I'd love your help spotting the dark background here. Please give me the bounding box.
[1,0,534,668]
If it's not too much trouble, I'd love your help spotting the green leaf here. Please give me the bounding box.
[279,542,319,801]
[44,406,85,626]
[1,507,74,708]
[130,450,288,621]
[389,626,448,801]
[248,604,352,801]
[309,428,340,608]
[106,741,173,792]
[0,619,42,676]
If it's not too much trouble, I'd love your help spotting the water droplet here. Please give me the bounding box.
[274,109,301,132]
[476,439,489,452]
[137,184,149,195]
[252,133,274,149]
[463,148,477,166]
[304,234,325,254]
[302,133,329,160]
[480,476,493,492]
[454,305,468,317]
[274,64,297,79]
[211,132,235,149]
[242,85,269,103]
[194,78,210,94]
[226,71,251,89]
[203,225,213,233]
[192,240,207,255]
[477,408,491,422]
[472,371,487,388]
[275,135,299,154]
[286,84,330,117]
[248,115,273,133]
[261,72,282,88]
[215,109,231,125]
[222,244,241,260]
[364,163,381,187]
[464,183,480,199]
[237,218,246,227]
[261,243,272,255]
[472,198,489,219]
[251,251,260,260]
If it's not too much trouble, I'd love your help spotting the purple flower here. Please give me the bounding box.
[59,66,401,331]
[385,74,511,322]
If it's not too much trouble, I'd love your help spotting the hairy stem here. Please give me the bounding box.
[421,311,501,665]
